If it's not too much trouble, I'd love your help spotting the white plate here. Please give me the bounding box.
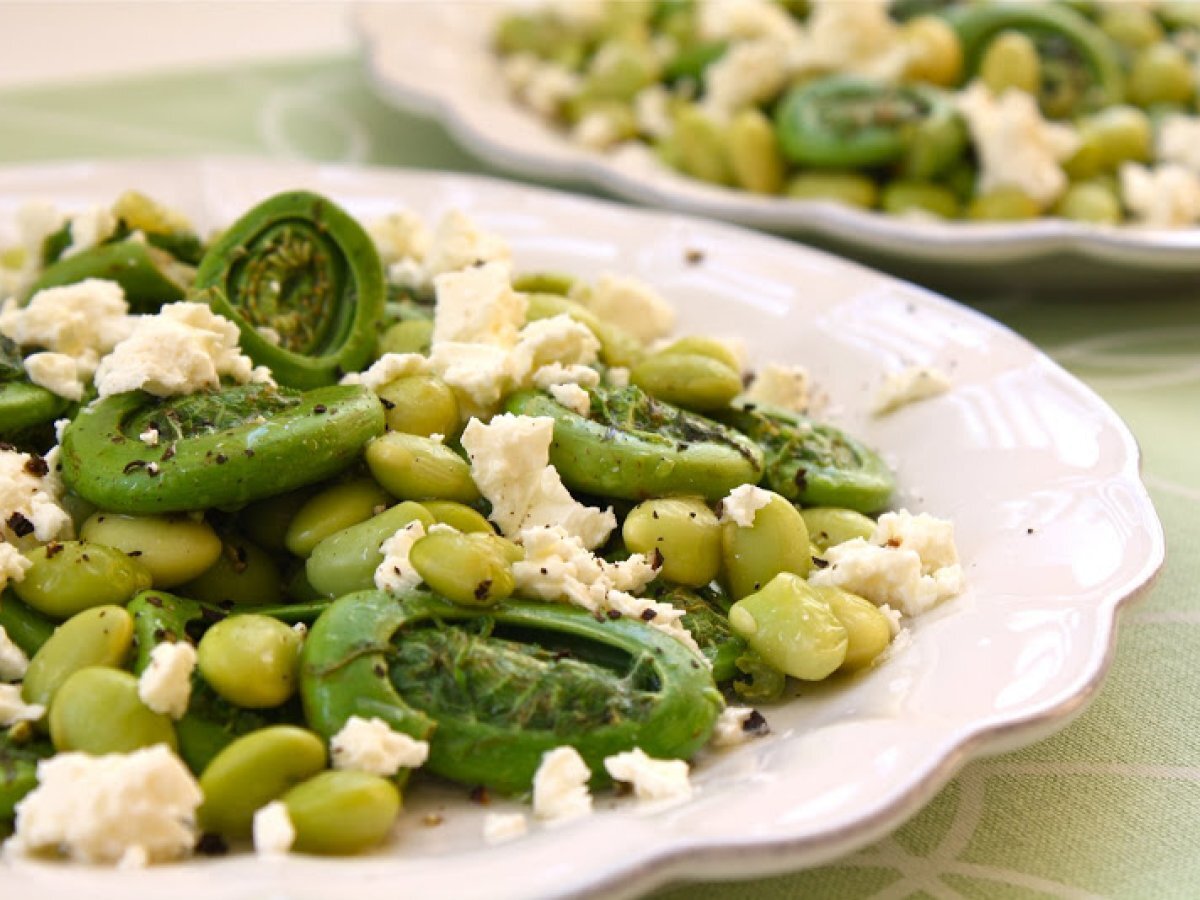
[0,158,1164,899]
[356,1,1200,293]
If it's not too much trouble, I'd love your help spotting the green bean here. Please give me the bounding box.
[197,614,303,709]
[283,770,401,856]
[786,171,878,209]
[728,573,847,680]
[801,508,877,552]
[14,541,152,619]
[284,478,392,558]
[512,272,575,295]
[623,497,720,587]
[420,500,494,534]
[631,351,742,412]
[305,501,434,598]
[0,382,70,444]
[815,585,892,671]
[967,187,1041,220]
[376,374,460,438]
[376,319,432,358]
[22,605,134,710]
[0,729,52,823]
[240,489,311,553]
[979,30,1040,96]
[197,725,327,839]
[408,531,515,606]
[80,512,221,588]
[674,105,733,186]
[25,240,191,313]
[881,181,961,219]
[728,108,785,195]
[179,533,283,607]
[48,666,176,754]
[364,432,480,504]
[1128,43,1195,107]
[657,336,742,372]
[651,582,746,682]
[721,493,812,601]
[0,590,56,656]
[1053,181,1121,225]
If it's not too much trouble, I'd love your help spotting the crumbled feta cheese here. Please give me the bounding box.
[330,715,429,776]
[502,52,540,93]
[719,484,774,527]
[0,684,44,726]
[340,352,431,390]
[63,205,117,257]
[255,326,282,346]
[138,427,160,447]
[424,211,512,278]
[511,315,600,379]
[810,510,964,617]
[374,521,427,595]
[432,261,526,348]
[873,365,952,415]
[878,603,903,637]
[518,62,581,118]
[1156,114,1200,175]
[369,210,431,265]
[792,0,909,81]
[698,0,804,42]
[93,302,264,398]
[0,448,72,546]
[703,39,791,116]
[12,745,201,865]
[0,542,32,594]
[549,382,591,416]
[461,414,615,549]
[606,366,631,388]
[22,351,85,401]
[428,341,514,418]
[956,83,1079,208]
[710,706,769,748]
[548,0,606,29]
[532,362,601,391]
[571,274,675,346]
[137,641,196,720]
[604,748,692,802]
[571,110,625,151]
[0,625,30,682]
[744,363,811,413]
[634,85,675,139]
[533,746,592,822]
[252,801,295,858]
[388,257,431,293]
[1120,162,1200,226]
[483,812,528,845]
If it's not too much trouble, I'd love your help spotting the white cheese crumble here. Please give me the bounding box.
[340,351,431,390]
[606,366,631,388]
[515,61,581,118]
[548,382,591,416]
[136,641,196,720]
[572,110,626,151]
[0,542,32,594]
[703,39,792,117]
[0,448,72,546]
[460,414,616,550]
[0,625,30,682]
[252,801,295,858]
[603,748,692,802]
[22,352,84,401]
[368,210,431,265]
[792,0,909,82]
[374,520,427,595]
[510,315,600,379]
[634,85,675,139]
[1156,114,1200,175]
[955,83,1080,208]
[428,341,514,418]
[12,745,201,865]
[483,812,529,845]
[873,365,952,415]
[698,0,804,42]
[744,363,811,413]
[532,362,601,391]
[432,260,526,347]
[0,684,44,726]
[423,211,512,278]
[1120,162,1200,226]
[710,706,765,748]
[719,484,774,527]
[571,274,676,345]
[533,746,593,823]
[330,715,430,777]
[63,205,117,257]
[809,510,964,617]
[93,302,264,398]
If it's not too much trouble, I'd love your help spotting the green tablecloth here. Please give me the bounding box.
[3,58,1197,900]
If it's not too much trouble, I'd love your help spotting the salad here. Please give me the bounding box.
[0,189,963,865]
[493,0,1200,226]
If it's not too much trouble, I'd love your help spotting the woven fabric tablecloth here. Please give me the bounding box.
[2,58,1197,900]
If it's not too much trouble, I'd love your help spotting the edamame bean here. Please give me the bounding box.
[786,171,878,209]
[967,187,1041,220]
[420,500,495,534]
[198,725,327,839]
[722,494,812,600]
[1099,5,1163,50]
[49,667,176,754]
[801,507,877,552]
[814,585,892,671]
[80,512,221,588]
[22,605,133,710]
[631,352,742,412]
[979,31,1041,96]
[656,336,742,373]
[583,40,657,102]
[0,592,56,656]
[512,272,575,295]
[1128,43,1195,107]
[674,105,733,185]
[283,770,401,856]
[239,489,310,553]
[728,573,847,680]
[623,497,720,587]
[376,319,432,358]
[284,479,392,558]
[305,501,434,598]
[376,375,460,438]
[728,108,785,195]
[881,180,960,219]
[1064,106,1152,179]
[365,432,480,504]
[14,541,152,619]
[902,15,963,87]
[197,615,302,708]
[179,534,283,607]
[1053,181,1121,224]
[409,531,515,606]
